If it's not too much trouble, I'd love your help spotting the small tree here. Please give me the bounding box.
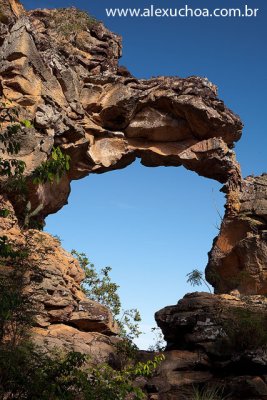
[186,269,212,293]
[71,251,143,349]
[148,327,166,352]
[71,250,121,316]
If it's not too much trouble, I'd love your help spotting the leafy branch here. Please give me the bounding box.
[32,147,70,185]
[0,103,30,180]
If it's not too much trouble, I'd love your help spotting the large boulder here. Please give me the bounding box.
[151,292,267,400]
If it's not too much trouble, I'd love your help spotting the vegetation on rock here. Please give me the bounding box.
[0,240,164,399]
[72,250,146,365]
[49,8,99,38]
[0,103,28,184]
[72,250,142,342]
[186,269,212,293]
[181,384,228,400]
[32,147,70,185]
[220,308,267,351]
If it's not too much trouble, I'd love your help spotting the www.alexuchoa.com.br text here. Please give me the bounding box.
[106,5,259,18]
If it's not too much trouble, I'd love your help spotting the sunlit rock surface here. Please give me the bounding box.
[0,194,119,362]
[1,1,267,399]
[0,0,242,222]
[206,174,267,294]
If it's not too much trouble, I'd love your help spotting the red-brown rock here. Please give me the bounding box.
[0,1,242,224]
[206,174,267,294]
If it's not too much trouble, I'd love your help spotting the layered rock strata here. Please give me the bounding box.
[206,174,267,294]
[0,0,242,224]
[1,1,267,399]
[151,292,267,400]
[0,194,119,362]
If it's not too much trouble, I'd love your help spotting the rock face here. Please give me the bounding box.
[152,292,267,400]
[1,1,267,399]
[0,194,119,362]
[4,0,263,296]
[206,174,267,294]
[0,0,242,224]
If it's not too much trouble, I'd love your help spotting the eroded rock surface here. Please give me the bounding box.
[0,0,242,223]
[1,1,267,399]
[0,194,119,362]
[151,292,267,400]
[206,174,267,294]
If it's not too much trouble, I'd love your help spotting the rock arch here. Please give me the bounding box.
[1,1,267,297]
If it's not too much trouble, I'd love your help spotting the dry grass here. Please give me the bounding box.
[49,8,99,38]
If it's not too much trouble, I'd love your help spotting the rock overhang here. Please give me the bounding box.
[2,0,266,298]
[1,4,267,397]
[0,0,243,222]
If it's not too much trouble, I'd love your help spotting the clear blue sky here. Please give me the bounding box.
[23,0,267,348]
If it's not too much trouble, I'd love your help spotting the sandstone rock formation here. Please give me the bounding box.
[0,194,119,362]
[151,292,267,399]
[0,0,242,225]
[1,1,267,399]
[206,174,267,294]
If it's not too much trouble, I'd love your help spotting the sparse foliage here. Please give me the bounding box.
[71,250,144,358]
[50,8,99,38]
[148,327,166,352]
[71,250,166,374]
[32,147,70,185]
[181,384,228,400]
[219,308,267,351]
[0,103,29,182]
[118,308,142,341]
[72,251,142,336]
[0,237,33,347]
[71,250,121,316]
[0,241,164,399]
[186,269,212,293]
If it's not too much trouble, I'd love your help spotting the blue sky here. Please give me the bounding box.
[23,0,267,348]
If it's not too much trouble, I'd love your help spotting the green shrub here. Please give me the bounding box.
[0,236,28,259]
[72,251,143,344]
[32,147,70,185]
[0,104,29,181]
[0,208,10,218]
[0,345,160,400]
[72,250,121,316]
[0,245,164,399]
[0,237,33,345]
[148,327,166,352]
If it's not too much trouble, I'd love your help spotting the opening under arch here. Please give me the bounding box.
[45,160,225,349]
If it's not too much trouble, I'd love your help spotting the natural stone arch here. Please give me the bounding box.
[1,1,267,297]
[0,2,241,215]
